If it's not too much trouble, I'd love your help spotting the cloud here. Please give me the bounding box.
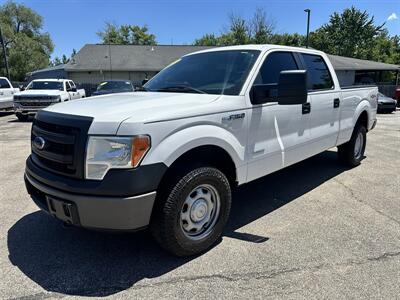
[387,13,398,21]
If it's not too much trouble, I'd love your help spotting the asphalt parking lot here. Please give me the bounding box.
[0,111,399,299]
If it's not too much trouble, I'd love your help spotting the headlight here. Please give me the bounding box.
[85,135,151,180]
[51,95,61,101]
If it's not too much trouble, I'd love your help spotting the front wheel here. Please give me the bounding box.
[151,167,231,257]
[338,125,367,167]
[15,113,29,122]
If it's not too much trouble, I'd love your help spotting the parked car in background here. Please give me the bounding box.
[395,86,400,107]
[13,79,86,121]
[24,45,377,256]
[0,77,20,111]
[91,80,134,96]
[377,92,397,113]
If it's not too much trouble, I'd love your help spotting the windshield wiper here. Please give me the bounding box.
[155,85,207,94]
[135,86,148,92]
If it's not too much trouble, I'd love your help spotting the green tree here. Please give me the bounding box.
[97,22,157,45]
[250,8,275,44]
[269,33,305,47]
[228,14,250,45]
[194,8,275,46]
[0,0,53,80]
[193,33,220,46]
[50,49,77,67]
[370,31,400,65]
[309,6,384,59]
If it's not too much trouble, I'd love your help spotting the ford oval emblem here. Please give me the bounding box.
[33,136,46,150]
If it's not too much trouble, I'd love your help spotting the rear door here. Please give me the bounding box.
[299,53,341,153]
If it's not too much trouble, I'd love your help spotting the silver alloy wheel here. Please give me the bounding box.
[180,184,221,240]
[354,131,364,160]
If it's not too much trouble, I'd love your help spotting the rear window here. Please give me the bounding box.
[0,78,11,89]
[301,54,334,91]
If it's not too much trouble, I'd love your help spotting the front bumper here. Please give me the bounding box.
[14,102,56,114]
[14,106,42,114]
[25,171,157,230]
[25,156,167,231]
[0,100,13,110]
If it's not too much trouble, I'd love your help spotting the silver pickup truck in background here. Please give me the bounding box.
[13,79,85,121]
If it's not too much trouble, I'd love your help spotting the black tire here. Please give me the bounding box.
[15,113,29,122]
[338,125,367,167]
[150,167,231,257]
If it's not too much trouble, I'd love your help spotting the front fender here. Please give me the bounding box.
[143,124,245,171]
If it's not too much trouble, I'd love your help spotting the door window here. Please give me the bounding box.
[301,54,334,91]
[0,79,11,89]
[65,81,71,91]
[254,52,299,85]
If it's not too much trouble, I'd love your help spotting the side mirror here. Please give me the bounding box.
[277,70,308,105]
[70,87,77,92]
[250,84,277,105]
[19,85,25,91]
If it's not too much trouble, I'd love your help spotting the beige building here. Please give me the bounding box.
[28,44,399,97]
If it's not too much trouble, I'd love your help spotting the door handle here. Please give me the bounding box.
[334,98,340,108]
[302,102,311,114]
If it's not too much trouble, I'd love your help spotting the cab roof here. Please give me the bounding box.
[186,44,326,57]
[32,79,68,82]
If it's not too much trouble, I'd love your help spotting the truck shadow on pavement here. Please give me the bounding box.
[7,150,348,297]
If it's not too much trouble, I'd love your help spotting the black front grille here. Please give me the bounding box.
[19,95,56,101]
[31,111,93,179]
[18,101,54,107]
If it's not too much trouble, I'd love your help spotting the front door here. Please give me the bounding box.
[245,51,313,183]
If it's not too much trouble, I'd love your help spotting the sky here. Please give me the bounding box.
[3,0,400,59]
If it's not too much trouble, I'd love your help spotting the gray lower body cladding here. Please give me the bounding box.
[25,157,167,230]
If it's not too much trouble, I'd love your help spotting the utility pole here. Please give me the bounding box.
[0,23,10,79]
[304,9,311,48]
[107,33,113,80]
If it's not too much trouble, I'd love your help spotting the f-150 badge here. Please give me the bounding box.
[222,113,245,122]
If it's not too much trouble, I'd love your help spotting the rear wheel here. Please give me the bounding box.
[338,125,367,167]
[151,167,231,257]
[15,113,29,122]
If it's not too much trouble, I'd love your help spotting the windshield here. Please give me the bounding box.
[27,81,63,91]
[144,50,260,95]
[97,81,133,91]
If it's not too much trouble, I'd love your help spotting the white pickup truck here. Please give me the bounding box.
[0,77,19,110]
[13,79,85,121]
[24,45,377,256]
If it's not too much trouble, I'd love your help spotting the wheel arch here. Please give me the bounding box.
[143,124,246,185]
[356,110,369,130]
[353,100,372,131]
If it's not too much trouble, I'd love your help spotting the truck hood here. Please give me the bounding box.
[15,90,63,96]
[44,92,221,134]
